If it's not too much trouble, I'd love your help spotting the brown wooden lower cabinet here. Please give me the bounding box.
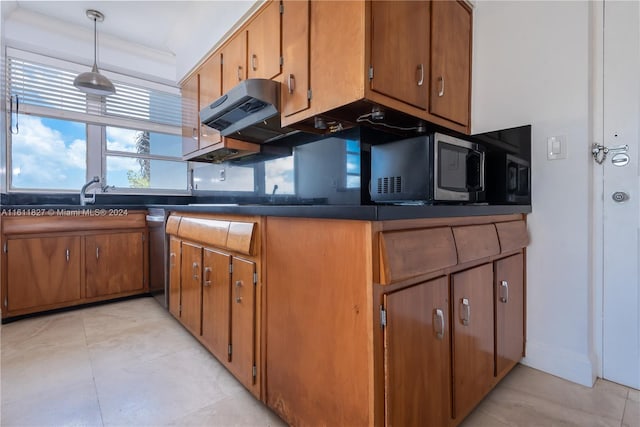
[1,213,149,319]
[265,214,528,427]
[383,276,451,427]
[166,214,260,398]
[85,231,145,298]
[451,263,495,420]
[6,235,82,312]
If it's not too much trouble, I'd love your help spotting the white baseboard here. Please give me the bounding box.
[521,340,597,387]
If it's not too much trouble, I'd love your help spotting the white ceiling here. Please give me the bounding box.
[4,1,257,56]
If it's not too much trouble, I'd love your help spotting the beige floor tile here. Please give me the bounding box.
[94,346,245,427]
[624,398,640,427]
[460,404,512,427]
[1,340,94,404]
[0,379,103,427]
[475,386,621,427]
[629,389,640,402]
[499,364,627,421]
[164,390,286,427]
[596,378,633,399]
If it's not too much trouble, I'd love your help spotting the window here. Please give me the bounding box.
[265,156,295,195]
[7,49,186,193]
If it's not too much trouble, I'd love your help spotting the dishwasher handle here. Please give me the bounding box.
[146,215,165,222]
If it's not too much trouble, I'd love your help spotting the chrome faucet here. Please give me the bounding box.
[80,176,100,206]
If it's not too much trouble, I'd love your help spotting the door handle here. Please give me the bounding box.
[438,76,445,97]
[204,267,212,287]
[460,298,470,326]
[433,308,445,340]
[417,64,424,87]
[170,253,176,269]
[96,246,100,260]
[612,191,630,203]
[499,280,509,303]
[237,65,243,81]
[235,280,242,303]
[192,262,199,281]
[251,54,258,71]
[66,248,70,262]
[287,74,295,94]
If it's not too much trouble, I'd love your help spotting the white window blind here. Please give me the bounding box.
[8,54,181,132]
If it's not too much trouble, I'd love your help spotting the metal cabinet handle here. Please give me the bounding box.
[204,267,212,287]
[170,253,176,269]
[251,54,258,71]
[66,248,70,262]
[96,246,100,260]
[433,308,445,340]
[192,127,198,140]
[287,74,295,94]
[237,65,243,81]
[460,298,470,326]
[417,64,424,86]
[499,280,509,303]
[192,262,199,280]
[235,280,242,303]
[438,76,445,97]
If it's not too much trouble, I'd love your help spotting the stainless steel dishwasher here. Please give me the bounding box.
[146,208,168,308]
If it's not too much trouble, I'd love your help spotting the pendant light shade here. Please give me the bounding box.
[74,9,115,96]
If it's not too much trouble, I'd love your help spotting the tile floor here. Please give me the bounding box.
[0,297,638,427]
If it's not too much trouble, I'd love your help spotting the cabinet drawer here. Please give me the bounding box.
[177,217,230,248]
[452,224,500,264]
[166,215,182,235]
[227,222,256,255]
[496,220,529,253]
[379,227,457,284]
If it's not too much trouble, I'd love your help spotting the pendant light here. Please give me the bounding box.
[73,9,116,96]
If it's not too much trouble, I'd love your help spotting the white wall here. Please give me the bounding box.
[472,1,596,386]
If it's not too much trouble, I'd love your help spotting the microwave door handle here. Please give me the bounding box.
[466,151,483,192]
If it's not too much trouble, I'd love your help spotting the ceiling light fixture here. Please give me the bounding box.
[73,9,116,96]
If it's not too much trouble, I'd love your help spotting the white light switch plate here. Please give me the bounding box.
[547,135,567,160]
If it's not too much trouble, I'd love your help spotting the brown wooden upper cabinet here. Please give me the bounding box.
[247,0,282,80]
[181,73,199,156]
[369,0,471,128]
[222,31,248,94]
[281,0,310,117]
[199,54,222,149]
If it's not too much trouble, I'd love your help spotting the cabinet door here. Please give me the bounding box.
[168,237,182,319]
[180,242,203,336]
[85,232,144,298]
[384,276,451,427]
[281,0,310,117]
[452,263,495,420]
[370,0,429,110]
[181,73,199,156]
[429,0,472,126]
[495,253,525,380]
[229,257,256,389]
[222,31,248,94]
[6,236,81,311]
[199,54,222,149]
[202,248,232,362]
[248,0,282,80]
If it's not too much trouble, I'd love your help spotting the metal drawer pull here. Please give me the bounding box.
[433,308,445,340]
[192,127,198,140]
[500,280,509,303]
[251,54,258,71]
[438,76,445,97]
[237,65,243,81]
[192,262,199,280]
[96,247,100,260]
[170,253,176,268]
[287,74,295,94]
[417,64,424,86]
[235,280,242,303]
[66,249,70,262]
[460,298,470,326]
[204,267,212,287]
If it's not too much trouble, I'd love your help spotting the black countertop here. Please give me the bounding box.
[151,203,531,221]
[1,203,531,221]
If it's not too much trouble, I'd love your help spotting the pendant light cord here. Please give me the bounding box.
[93,15,98,66]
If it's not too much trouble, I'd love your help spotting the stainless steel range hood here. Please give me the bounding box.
[199,79,299,144]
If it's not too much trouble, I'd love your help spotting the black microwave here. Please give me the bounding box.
[486,153,531,204]
[370,133,485,203]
